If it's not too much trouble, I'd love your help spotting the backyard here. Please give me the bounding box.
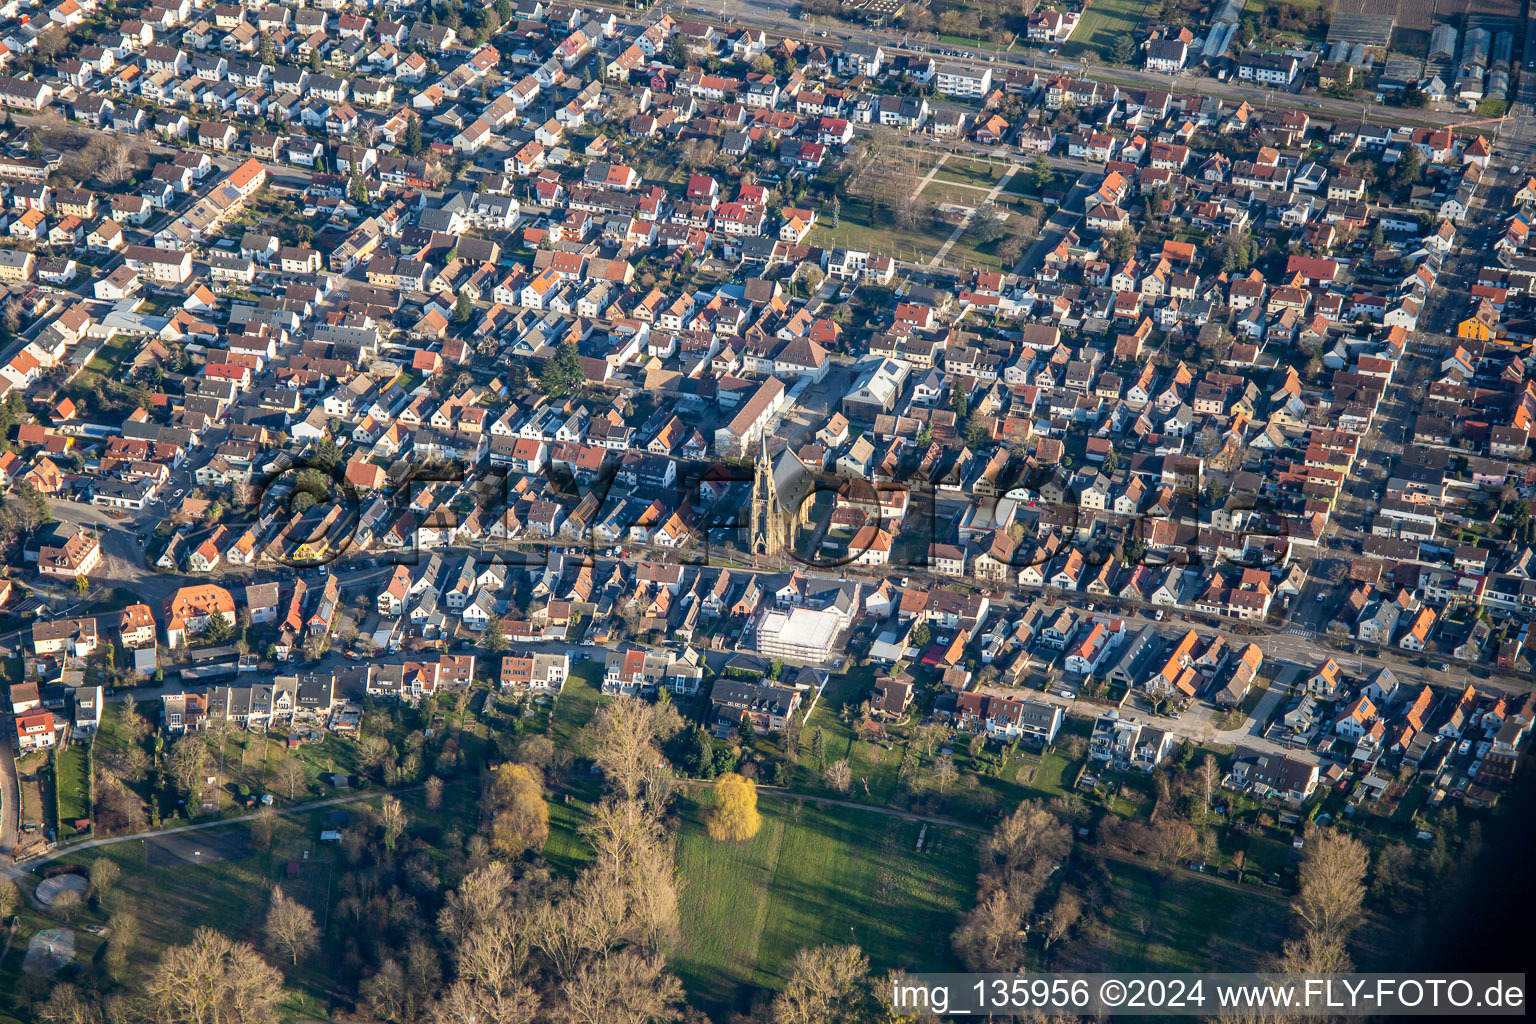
[1062,0,1151,60]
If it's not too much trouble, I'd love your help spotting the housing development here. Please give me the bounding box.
[0,0,1531,1018]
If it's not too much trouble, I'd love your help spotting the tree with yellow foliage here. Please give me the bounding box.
[706,772,761,842]
[485,762,549,856]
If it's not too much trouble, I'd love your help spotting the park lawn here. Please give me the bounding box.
[809,197,944,265]
[933,157,1010,189]
[916,181,993,209]
[672,792,977,1019]
[1092,860,1291,972]
[55,744,90,837]
[943,234,1009,272]
[1061,0,1149,60]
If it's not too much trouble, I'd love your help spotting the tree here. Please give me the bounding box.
[403,115,423,155]
[309,48,322,73]
[0,879,17,921]
[1043,887,1081,952]
[258,30,275,65]
[1295,829,1368,941]
[143,927,286,1023]
[578,696,681,800]
[769,944,869,1024]
[830,194,840,229]
[274,757,306,801]
[484,615,507,652]
[89,857,121,901]
[823,758,852,794]
[1029,152,1053,191]
[453,291,473,324]
[36,984,101,1024]
[264,885,319,964]
[75,574,90,596]
[1109,226,1136,263]
[559,949,682,1024]
[1393,146,1423,188]
[380,793,408,852]
[167,736,211,799]
[1110,32,1135,64]
[1187,751,1217,811]
[664,33,687,67]
[932,752,958,794]
[425,775,444,810]
[997,233,1026,267]
[809,727,827,767]
[705,772,761,841]
[538,341,584,398]
[106,911,138,969]
[485,762,549,856]
[348,169,369,205]
[969,200,1006,244]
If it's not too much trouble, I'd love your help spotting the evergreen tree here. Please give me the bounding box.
[538,341,583,397]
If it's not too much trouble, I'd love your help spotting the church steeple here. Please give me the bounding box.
[750,439,788,556]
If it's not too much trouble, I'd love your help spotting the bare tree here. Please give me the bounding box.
[89,857,121,900]
[274,757,307,801]
[769,944,869,1024]
[106,911,138,969]
[1043,888,1082,953]
[0,879,19,921]
[578,697,682,800]
[428,975,539,1024]
[425,774,444,810]
[167,736,211,799]
[931,752,958,794]
[560,949,683,1024]
[119,695,149,743]
[379,794,408,852]
[1294,829,1368,941]
[37,983,102,1024]
[141,927,286,1024]
[264,885,319,964]
[1198,753,1220,813]
[823,759,853,795]
[950,888,1019,969]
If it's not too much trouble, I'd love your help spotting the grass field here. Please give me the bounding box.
[1062,0,1150,60]
[0,809,352,1022]
[1063,859,1291,972]
[810,197,944,266]
[672,792,978,1018]
[55,744,89,837]
[934,157,1010,189]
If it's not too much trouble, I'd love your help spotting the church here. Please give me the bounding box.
[749,441,811,557]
